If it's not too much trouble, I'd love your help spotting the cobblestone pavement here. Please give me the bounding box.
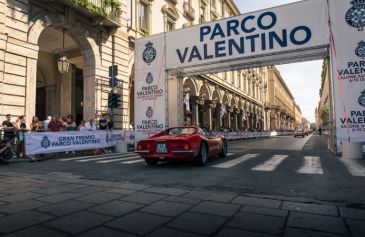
[0,171,364,237]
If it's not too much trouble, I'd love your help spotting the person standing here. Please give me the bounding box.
[99,114,108,130]
[43,116,51,129]
[15,116,27,158]
[78,120,87,131]
[99,114,109,154]
[105,114,115,154]
[47,115,63,132]
[85,117,97,131]
[2,114,15,142]
[65,115,77,131]
[318,127,322,136]
[107,114,114,131]
[30,116,40,131]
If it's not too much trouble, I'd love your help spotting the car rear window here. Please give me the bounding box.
[167,128,196,135]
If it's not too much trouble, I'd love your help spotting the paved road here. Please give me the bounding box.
[2,135,365,204]
[1,135,365,236]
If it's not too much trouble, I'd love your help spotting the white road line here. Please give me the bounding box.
[252,155,288,171]
[122,159,145,164]
[227,153,233,156]
[59,153,133,161]
[212,154,258,168]
[297,156,323,174]
[76,153,137,162]
[97,156,140,163]
[340,159,365,177]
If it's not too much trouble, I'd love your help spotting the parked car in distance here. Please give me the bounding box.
[135,126,227,166]
[294,129,305,138]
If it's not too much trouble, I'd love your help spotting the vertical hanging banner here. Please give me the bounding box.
[329,0,365,152]
[135,34,167,142]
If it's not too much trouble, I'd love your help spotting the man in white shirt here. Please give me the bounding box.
[43,116,51,129]
[85,117,97,131]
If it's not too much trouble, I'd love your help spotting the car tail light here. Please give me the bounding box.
[137,144,142,150]
[183,144,190,150]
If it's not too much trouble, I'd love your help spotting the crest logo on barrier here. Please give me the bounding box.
[129,133,135,141]
[142,41,156,65]
[355,40,365,58]
[358,89,365,107]
[346,0,365,31]
[146,106,153,119]
[41,136,51,149]
[146,73,154,84]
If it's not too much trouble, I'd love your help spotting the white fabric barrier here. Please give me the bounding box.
[123,130,135,144]
[25,130,281,155]
[25,130,133,155]
[212,132,271,140]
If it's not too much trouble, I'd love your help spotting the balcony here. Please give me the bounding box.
[183,2,195,21]
[60,0,122,27]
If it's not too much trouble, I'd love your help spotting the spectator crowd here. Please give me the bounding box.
[0,113,114,164]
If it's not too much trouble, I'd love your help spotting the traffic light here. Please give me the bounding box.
[112,93,121,108]
[107,92,121,108]
[108,93,114,108]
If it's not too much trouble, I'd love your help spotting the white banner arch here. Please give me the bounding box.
[135,0,365,153]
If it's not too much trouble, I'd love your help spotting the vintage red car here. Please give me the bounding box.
[135,126,227,166]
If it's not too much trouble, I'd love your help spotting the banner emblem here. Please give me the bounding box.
[41,136,51,149]
[146,106,153,118]
[358,89,365,107]
[345,0,365,31]
[146,73,153,84]
[142,41,157,65]
[129,133,135,141]
[355,40,365,58]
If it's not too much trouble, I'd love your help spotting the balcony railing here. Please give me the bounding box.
[67,0,122,27]
[183,2,195,21]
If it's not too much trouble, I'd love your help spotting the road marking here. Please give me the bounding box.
[340,159,365,177]
[227,153,233,156]
[97,156,140,163]
[297,156,323,174]
[212,154,258,168]
[122,159,145,164]
[252,155,288,171]
[59,153,133,161]
[76,153,137,162]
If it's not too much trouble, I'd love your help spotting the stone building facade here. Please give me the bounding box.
[316,59,331,130]
[127,0,270,131]
[0,0,130,128]
[294,103,302,130]
[267,66,302,131]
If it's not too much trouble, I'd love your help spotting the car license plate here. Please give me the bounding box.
[156,144,168,153]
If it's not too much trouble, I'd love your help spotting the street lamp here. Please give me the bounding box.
[57,28,70,74]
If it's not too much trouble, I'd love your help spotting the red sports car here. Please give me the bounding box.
[135,126,227,166]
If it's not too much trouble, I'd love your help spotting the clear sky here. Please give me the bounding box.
[236,0,323,123]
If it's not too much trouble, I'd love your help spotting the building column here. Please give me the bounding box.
[207,107,212,129]
[192,103,198,125]
[60,69,73,117]
[251,114,255,130]
[234,113,238,130]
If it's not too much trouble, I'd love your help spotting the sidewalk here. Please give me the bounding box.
[0,171,364,237]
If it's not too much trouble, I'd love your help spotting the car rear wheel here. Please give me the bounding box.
[218,140,227,158]
[145,159,158,165]
[196,143,208,166]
